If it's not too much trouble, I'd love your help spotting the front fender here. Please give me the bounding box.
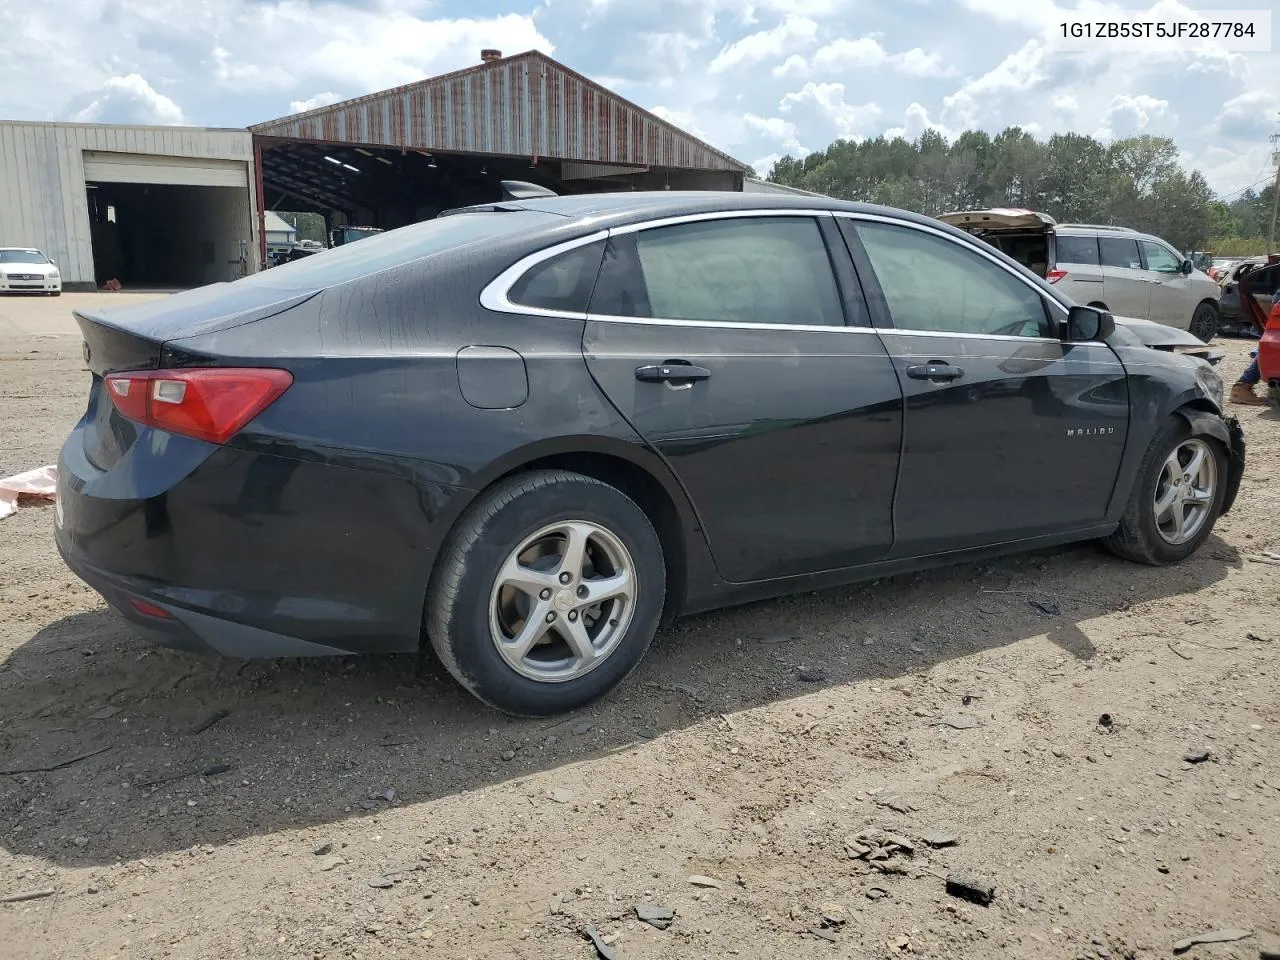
[1174,407,1246,516]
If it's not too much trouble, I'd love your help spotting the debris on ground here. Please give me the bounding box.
[867,789,918,813]
[807,927,839,942]
[634,904,675,930]
[688,875,723,889]
[796,665,827,683]
[1183,747,1212,764]
[86,704,121,720]
[313,855,346,873]
[550,788,574,804]
[0,465,56,520]
[1030,598,1061,616]
[312,842,333,856]
[921,829,959,848]
[865,887,890,901]
[0,888,56,904]
[0,745,112,776]
[936,714,981,730]
[1171,928,1252,954]
[1097,713,1114,731]
[189,709,230,735]
[845,830,915,862]
[584,924,617,960]
[368,876,394,889]
[945,872,996,906]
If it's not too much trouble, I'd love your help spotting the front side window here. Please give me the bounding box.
[1140,240,1182,274]
[854,221,1050,338]
[1099,236,1142,270]
[590,216,845,327]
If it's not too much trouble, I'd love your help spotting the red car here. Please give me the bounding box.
[1239,256,1280,404]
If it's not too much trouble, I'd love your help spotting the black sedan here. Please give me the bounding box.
[54,189,1246,715]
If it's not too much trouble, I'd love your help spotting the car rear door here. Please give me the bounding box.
[838,214,1129,558]
[580,212,903,583]
[1052,232,1106,303]
[1139,238,1194,328]
[1098,235,1152,319]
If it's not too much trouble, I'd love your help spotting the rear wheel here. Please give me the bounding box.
[1190,301,1218,342]
[1104,418,1226,565]
[426,470,665,716]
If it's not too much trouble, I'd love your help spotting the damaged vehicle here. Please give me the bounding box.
[54,190,1246,715]
[937,210,1222,342]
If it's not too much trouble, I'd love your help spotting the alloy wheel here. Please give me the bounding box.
[488,520,637,683]
[1152,438,1217,545]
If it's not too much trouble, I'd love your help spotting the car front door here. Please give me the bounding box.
[580,213,903,583]
[838,215,1130,558]
[1098,235,1152,319]
[1139,238,1194,328]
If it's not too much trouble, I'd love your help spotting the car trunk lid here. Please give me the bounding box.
[74,286,317,470]
[936,208,1057,233]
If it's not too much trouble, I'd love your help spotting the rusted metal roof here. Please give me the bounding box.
[250,51,749,173]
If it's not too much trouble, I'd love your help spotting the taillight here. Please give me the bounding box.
[104,368,292,444]
[1045,269,1068,284]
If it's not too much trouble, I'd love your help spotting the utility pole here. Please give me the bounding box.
[1268,121,1280,256]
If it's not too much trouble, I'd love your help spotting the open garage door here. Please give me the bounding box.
[83,152,249,188]
[83,152,253,290]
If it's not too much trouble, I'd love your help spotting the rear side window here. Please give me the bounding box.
[507,240,605,313]
[591,216,844,327]
[1056,234,1100,266]
[1099,236,1142,270]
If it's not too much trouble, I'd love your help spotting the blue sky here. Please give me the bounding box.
[2,0,1277,198]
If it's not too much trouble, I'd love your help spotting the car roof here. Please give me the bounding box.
[471,190,948,233]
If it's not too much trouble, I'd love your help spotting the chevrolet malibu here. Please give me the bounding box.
[54,190,1246,715]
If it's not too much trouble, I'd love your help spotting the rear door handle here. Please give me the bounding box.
[906,363,964,382]
[635,363,712,383]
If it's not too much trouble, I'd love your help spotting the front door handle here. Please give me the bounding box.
[906,362,964,382]
[635,363,712,383]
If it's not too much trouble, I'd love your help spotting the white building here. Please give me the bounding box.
[0,121,260,290]
[263,211,297,257]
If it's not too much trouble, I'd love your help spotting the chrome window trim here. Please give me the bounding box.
[478,229,609,320]
[479,206,1084,341]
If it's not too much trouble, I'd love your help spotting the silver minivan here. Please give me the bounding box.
[937,210,1222,341]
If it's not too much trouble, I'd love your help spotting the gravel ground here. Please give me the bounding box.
[1,294,1278,960]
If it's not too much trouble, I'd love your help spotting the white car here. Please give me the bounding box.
[0,247,62,295]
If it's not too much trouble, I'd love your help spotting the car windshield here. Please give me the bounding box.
[0,250,48,264]
[235,209,563,292]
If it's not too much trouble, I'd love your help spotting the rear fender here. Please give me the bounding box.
[1173,407,1245,516]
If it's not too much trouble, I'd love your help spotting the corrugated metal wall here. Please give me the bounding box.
[0,122,257,285]
[251,52,747,173]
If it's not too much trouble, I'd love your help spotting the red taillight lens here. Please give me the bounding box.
[1045,269,1068,284]
[104,368,293,444]
[129,597,173,619]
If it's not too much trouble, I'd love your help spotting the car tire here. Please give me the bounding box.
[426,469,666,716]
[1103,417,1227,566]
[1189,301,1218,342]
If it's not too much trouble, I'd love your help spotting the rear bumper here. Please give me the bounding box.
[57,544,350,657]
[54,421,463,657]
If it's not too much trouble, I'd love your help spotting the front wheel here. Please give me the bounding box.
[1104,419,1226,565]
[426,470,666,716]
[1189,302,1218,343]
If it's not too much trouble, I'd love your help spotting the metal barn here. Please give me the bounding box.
[248,50,751,261]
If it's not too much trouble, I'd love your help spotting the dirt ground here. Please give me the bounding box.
[1,293,1278,960]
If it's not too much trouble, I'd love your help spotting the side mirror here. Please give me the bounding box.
[1064,304,1115,342]
[1181,259,1194,275]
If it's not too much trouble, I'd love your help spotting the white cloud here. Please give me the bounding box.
[69,74,186,125]
[780,82,882,139]
[288,92,344,114]
[772,54,808,78]
[884,102,954,142]
[1214,89,1280,139]
[812,37,953,77]
[1094,94,1172,140]
[708,16,817,74]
